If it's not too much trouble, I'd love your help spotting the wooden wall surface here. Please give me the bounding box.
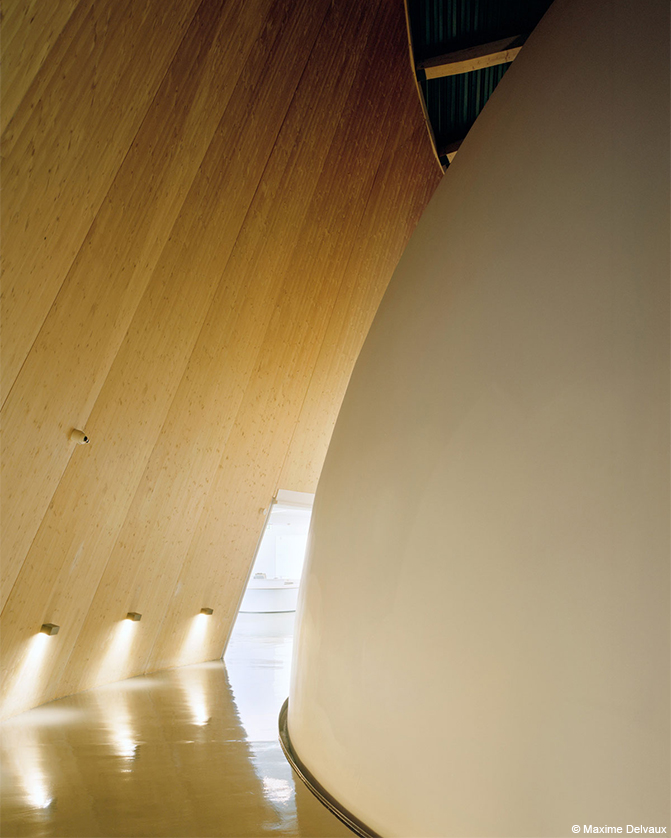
[1,0,441,717]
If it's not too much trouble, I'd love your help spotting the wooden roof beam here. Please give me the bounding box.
[417,34,528,81]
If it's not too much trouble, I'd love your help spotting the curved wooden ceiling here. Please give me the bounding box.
[1,0,441,717]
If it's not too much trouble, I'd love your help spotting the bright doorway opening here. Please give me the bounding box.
[239,490,314,614]
[224,491,314,739]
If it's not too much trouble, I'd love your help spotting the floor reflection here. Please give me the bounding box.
[0,613,351,837]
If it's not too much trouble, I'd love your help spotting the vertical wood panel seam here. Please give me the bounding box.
[140,0,341,675]
[156,0,401,670]
[0,0,206,620]
[84,0,333,682]
[273,155,388,500]
[273,0,423,497]
[45,0,278,693]
[0,0,205,414]
[1,0,139,407]
[0,0,86,141]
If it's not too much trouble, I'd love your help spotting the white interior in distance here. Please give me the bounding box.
[239,490,315,613]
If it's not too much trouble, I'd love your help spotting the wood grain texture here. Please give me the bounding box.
[0,0,440,718]
[1,0,82,134]
[278,122,440,494]
[0,0,201,404]
[0,0,273,610]
[419,35,526,79]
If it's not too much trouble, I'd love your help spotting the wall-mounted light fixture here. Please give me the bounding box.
[126,612,142,621]
[200,608,214,615]
[40,624,60,636]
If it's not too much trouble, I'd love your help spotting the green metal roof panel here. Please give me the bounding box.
[406,0,554,169]
[421,63,510,151]
[408,0,554,62]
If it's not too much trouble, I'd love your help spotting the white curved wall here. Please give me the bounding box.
[288,0,670,834]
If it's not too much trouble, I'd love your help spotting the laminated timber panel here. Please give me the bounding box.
[0,0,440,718]
[62,0,385,691]
[0,0,201,404]
[278,122,442,494]
[54,0,351,695]
[0,0,332,716]
[187,125,442,664]
[147,0,442,673]
[1,0,81,134]
[0,0,279,611]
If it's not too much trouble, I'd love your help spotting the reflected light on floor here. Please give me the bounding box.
[96,618,138,685]
[178,613,210,666]
[24,763,53,808]
[2,632,52,718]
[263,777,293,805]
[189,690,210,726]
[0,613,352,838]
[115,730,138,760]
[4,726,54,811]
[103,692,138,761]
[176,667,211,726]
[27,788,53,809]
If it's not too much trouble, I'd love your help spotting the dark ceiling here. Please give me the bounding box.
[406,0,554,167]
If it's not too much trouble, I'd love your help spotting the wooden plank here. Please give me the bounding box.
[56,0,340,698]
[147,0,441,674]
[417,35,527,80]
[71,0,388,690]
[0,0,273,613]
[402,0,444,173]
[279,123,441,493]
[0,0,82,135]
[1,0,333,714]
[0,0,439,718]
[0,0,200,405]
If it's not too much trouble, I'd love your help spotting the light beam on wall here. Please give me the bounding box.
[2,632,54,718]
[96,617,139,686]
[178,612,211,666]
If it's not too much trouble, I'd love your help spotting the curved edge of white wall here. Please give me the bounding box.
[287,0,670,834]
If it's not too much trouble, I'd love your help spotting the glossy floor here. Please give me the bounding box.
[0,612,351,837]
